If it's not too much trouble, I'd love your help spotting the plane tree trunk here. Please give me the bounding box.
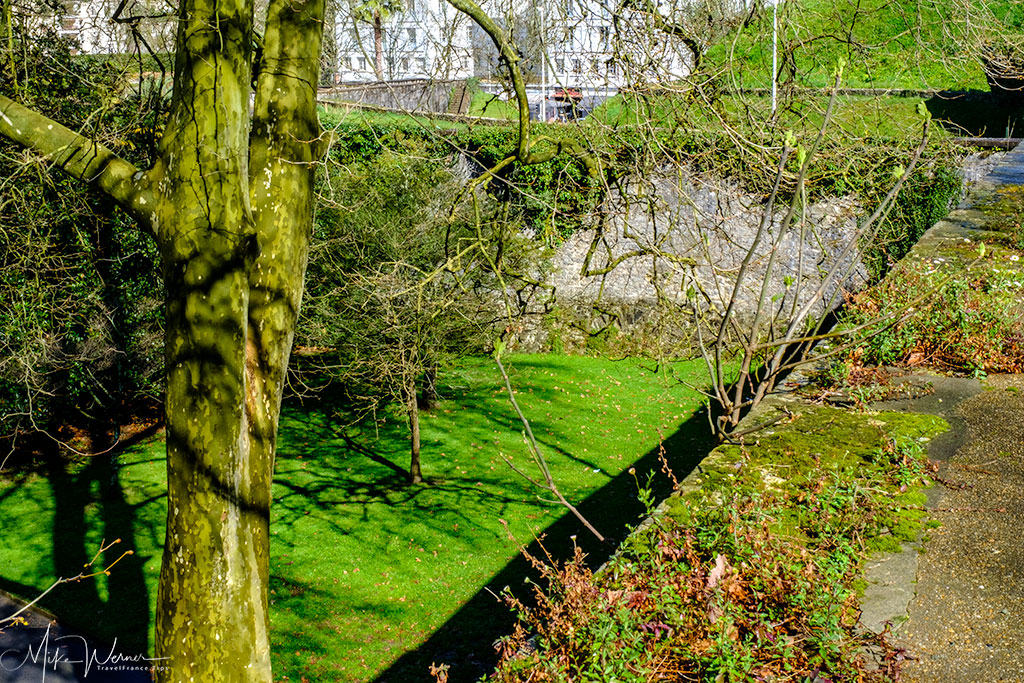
[0,0,552,676]
[0,0,324,678]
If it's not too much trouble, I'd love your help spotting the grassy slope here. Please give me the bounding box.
[589,91,939,139]
[468,91,519,119]
[704,0,990,90]
[0,354,714,682]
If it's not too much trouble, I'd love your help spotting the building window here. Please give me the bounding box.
[416,57,427,71]
[358,56,367,70]
[407,27,416,42]
[572,58,581,73]
[555,57,564,71]
[401,57,410,71]
[599,25,610,49]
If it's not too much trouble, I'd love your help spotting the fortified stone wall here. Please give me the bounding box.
[515,167,867,354]
[318,79,461,114]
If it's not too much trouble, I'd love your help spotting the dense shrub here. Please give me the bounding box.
[0,25,164,449]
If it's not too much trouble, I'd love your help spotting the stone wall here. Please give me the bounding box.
[515,167,867,354]
[318,79,462,114]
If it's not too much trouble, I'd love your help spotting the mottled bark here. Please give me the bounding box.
[2,0,323,679]
[0,95,156,226]
[152,0,324,678]
[0,0,544,677]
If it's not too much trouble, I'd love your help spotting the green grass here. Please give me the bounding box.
[703,0,1013,90]
[588,91,941,139]
[0,354,715,682]
[468,91,519,120]
[319,105,474,131]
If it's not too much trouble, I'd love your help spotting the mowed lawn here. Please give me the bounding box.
[0,354,715,682]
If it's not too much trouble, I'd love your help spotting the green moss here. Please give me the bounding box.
[496,402,948,682]
[660,407,946,580]
[663,405,945,596]
[687,406,943,502]
[978,184,1024,250]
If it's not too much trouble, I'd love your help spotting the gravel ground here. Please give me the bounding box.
[897,374,1024,683]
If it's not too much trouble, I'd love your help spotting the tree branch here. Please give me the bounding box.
[443,0,599,177]
[0,94,157,232]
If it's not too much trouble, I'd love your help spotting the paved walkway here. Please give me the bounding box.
[0,593,152,682]
[859,140,1024,681]
[896,374,1024,682]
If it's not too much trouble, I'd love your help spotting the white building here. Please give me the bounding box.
[331,0,475,83]
[40,0,706,90]
[46,0,174,56]
[330,0,702,88]
[477,0,694,91]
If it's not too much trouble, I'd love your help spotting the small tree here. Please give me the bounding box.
[299,150,518,483]
[349,0,405,79]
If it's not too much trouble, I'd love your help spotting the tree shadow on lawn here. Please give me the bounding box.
[270,356,721,681]
[369,407,717,683]
[0,441,157,657]
[276,368,717,683]
[273,358,680,543]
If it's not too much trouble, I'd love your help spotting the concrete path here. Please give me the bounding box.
[0,593,153,682]
[858,140,1024,680]
[896,374,1024,682]
[857,373,1024,682]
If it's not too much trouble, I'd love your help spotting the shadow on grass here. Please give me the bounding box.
[366,404,718,683]
[924,91,1024,138]
[273,357,724,683]
[0,440,156,656]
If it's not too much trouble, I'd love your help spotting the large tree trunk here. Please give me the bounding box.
[152,0,324,679]
[0,0,536,678]
[150,0,267,677]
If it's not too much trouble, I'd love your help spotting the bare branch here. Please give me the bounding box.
[494,350,606,543]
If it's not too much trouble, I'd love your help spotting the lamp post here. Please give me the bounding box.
[771,0,778,114]
[540,1,547,121]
